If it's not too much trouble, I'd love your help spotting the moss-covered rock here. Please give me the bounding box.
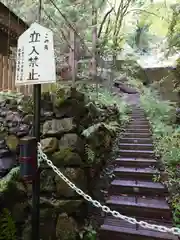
[39,208,57,240]
[39,197,83,214]
[55,168,86,197]
[58,133,84,154]
[5,135,19,152]
[51,147,82,166]
[56,213,77,240]
[12,201,29,223]
[40,169,56,193]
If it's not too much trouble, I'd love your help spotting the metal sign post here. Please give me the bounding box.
[31,1,42,239]
[15,0,56,238]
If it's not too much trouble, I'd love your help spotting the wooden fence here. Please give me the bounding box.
[0,54,33,95]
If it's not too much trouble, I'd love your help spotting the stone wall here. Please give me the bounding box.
[0,87,121,240]
[144,67,179,102]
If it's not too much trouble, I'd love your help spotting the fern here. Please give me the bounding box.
[103,121,121,134]
[0,167,20,193]
[0,209,17,240]
[85,144,95,164]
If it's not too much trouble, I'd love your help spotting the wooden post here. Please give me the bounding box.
[0,54,3,91]
[8,58,12,91]
[3,56,8,91]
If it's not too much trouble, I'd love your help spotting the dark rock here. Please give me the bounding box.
[58,133,84,154]
[55,168,86,197]
[0,155,15,171]
[12,201,29,223]
[39,208,57,240]
[70,87,85,101]
[0,139,6,148]
[9,124,30,137]
[0,148,11,158]
[56,213,77,240]
[40,170,56,193]
[5,111,22,123]
[0,111,8,117]
[39,197,83,214]
[51,148,82,167]
[54,99,87,120]
[22,114,33,124]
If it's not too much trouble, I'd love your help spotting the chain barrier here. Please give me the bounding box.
[37,143,180,237]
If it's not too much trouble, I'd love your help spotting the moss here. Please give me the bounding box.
[0,167,20,193]
[5,135,19,152]
[51,147,82,166]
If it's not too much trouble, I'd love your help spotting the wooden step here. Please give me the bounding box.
[131,114,146,118]
[113,167,158,180]
[119,150,154,158]
[100,217,178,240]
[126,128,151,134]
[106,196,171,220]
[109,180,167,196]
[128,124,150,130]
[119,138,152,144]
[119,143,153,151]
[123,132,152,138]
[113,158,156,168]
[130,113,146,117]
[130,120,149,125]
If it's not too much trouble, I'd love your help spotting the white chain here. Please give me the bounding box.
[37,143,180,237]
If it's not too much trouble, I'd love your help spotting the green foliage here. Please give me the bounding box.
[139,84,180,226]
[79,223,97,240]
[0,209,17,240]
[85,144,95,164]
[79,84,129,123]
[167,3,180,53]
[0,167,19,193]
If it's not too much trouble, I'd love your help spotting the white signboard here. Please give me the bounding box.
[15,22,56,85]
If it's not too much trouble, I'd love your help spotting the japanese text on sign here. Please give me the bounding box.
[15,22,56,86]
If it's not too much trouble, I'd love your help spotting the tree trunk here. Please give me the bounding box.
[69,29,76,85]
[91,5,97,81]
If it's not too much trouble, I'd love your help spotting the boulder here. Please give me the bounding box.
[5,111,21,123]
[12,201,29,223]
[54,99,87,120]
[39,208,57,240]
[40,170,56,193]
[5,135,19,152]
[39,197,83,214]
[42,118,75,137]
[40,137,58,154]
[58,133,84,154]
[56,213,77,240]
[51,148,82,167]
[55,168,86,197]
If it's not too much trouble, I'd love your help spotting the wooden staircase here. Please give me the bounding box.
[99,106,179,240]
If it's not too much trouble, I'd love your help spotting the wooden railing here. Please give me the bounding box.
[0,54,33,95]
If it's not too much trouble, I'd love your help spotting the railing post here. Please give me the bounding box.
[19,136,39,239]
[19,136,37,183]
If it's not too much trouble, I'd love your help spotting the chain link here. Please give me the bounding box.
[37,143,180,237]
